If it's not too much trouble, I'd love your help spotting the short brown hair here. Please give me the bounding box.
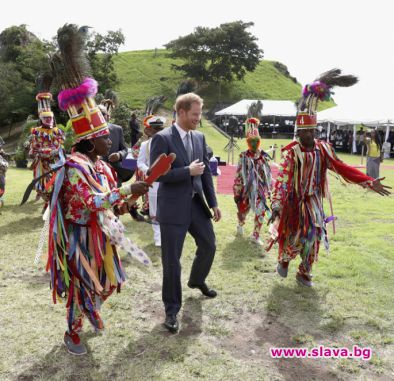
[175,93,203,114]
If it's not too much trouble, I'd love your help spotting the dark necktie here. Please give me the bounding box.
[185,132,193,163]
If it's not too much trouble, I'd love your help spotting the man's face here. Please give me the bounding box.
[297,128,316,148]
[178,102,202,131]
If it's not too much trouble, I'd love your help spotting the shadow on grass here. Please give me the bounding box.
[4,270,50,290]
[0,215,43,236]
[106,297,202,379]
[3,199,41,215]
[13,298,202,381]
[15,342,99,381]
[0,199,43,236]
[220,235,265,271]
[255,283,336,381]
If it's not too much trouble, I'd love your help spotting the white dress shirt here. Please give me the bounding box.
[175,123,192,152]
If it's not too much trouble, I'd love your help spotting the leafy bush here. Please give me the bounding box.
[57,121,74,153]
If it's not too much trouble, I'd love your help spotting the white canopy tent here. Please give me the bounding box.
[317,102,394,157]
[215,99,296,117]
[318,106,394,126]
[318,104,394,137]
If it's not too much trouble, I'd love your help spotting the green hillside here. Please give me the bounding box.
[114,49,333,111]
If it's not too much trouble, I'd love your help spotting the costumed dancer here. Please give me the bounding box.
[233,117,272,248]
[137,115,166,246]
[0,137,10,209]
[39,24,151,355]
[29,91,64,205]
[267,69,391,287]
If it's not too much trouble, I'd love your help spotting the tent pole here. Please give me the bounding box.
[385,120,390,142]
[352,124,357,155]
[327,122,331,141]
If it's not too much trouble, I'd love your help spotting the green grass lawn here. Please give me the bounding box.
[0,123,393,380]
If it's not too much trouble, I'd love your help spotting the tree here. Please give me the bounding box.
[86,30,125,94]
[0,25,37,62]
[176,79,197,96]
[165,21,263,85]
[0,25,125,128]
[0,25,52,127]
[0,25,53,83]
[0,63,35,124]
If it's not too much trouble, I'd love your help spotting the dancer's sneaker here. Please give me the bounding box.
[296,272,314,287]
[64,331,87,356]
[236,225,244,236]
[249,234,264,246]
[276,261,289,278]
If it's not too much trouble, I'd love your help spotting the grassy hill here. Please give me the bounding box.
[113,49,333,111]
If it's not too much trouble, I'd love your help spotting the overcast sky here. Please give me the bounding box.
[2,0,393,114]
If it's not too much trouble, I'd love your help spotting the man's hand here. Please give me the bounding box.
[189,159,205,176]
[108,153,121,163]
[371,177,392,196]
[129,181,150,196]
[212,206,222,222]
[267,208,281,225]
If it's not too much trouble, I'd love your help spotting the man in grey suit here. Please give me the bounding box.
[99,105,130,183]
[150,93,221,333]
[99,105,144,221]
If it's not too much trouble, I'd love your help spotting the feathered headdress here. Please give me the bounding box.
[52,24,108,142]
[296,68,358,129]
[36,72,54,121]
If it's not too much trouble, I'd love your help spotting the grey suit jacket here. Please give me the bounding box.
[150,125,217,225]
[103,123,132,182]
[107,123,128,160]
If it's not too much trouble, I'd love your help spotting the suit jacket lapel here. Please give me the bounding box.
[171,125,189,164]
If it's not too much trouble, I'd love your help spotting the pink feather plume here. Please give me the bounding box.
[58,78,98,111]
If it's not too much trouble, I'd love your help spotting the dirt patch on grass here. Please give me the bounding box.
[216,311,337,381]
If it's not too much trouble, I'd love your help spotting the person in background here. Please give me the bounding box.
[365,129,383,179]
[100,105,145,222]
[129,113,141,147]
[0,137,10,209]
[233,117,272,250]
[29,93,64,208]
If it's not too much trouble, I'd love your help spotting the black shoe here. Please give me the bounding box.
[129,207,145,222]
[187,282,217,298]
[164,314,179,333]
[140,209,150,216]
